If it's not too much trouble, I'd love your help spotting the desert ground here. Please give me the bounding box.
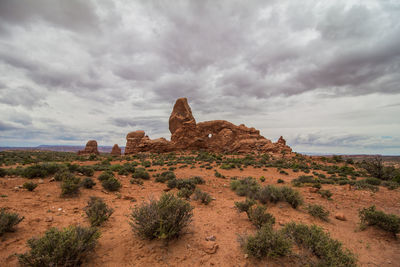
[0,151,399,267]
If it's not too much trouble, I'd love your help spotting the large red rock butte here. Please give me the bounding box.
[125,98,292,155]
[78,140,99,155]
[111,144,122,156]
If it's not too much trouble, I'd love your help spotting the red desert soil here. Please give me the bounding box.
[1,160,399,267]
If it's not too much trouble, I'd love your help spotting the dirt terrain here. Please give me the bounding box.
[1,154,399,267]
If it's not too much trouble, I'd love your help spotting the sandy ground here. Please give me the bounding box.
[1,162,399,267]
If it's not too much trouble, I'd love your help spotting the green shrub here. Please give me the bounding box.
[0,208,24,236]
[23,182,38,192]
[18,226,100,267]
[241,225,291,259]
[177,188,194,199]
[0,167,6,177]
[280,186,303,209]
[167,177,203,190]
[230,177,260,199]
[257,185,303,209]
[248,205,275,228]
[130,193,193,240]
[354,180,379,192]
[277,179,284,184]
[359,206,400,236]
[363,177,381,185]
[98,171,114,182]
[54,170,74,181]
[101,177,121,191]
[235,199,256,214]
[382,180,399,190]
[77,166,94,177]
[130,178,144,185]
[155,171,175,183]
[282,222,357,266]
[306,204,330,221]
[84,197,113,227]
[192,189,212,205]
[23,163,63,178]
[81,177,96,189]
[132,168,150,180]
[260,176,265,182]
[61,175,81,197]
[318,189,332,200]
[214,170,224,178]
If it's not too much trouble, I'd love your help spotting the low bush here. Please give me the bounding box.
[132,168,150,180]
[257,185,303,209]
[81,177,96,189]
[230,177,260,199]
[235,199,256,215]
[354,180,379,192]
[282,222,357,266]
[155,171,175,183]
[77,166,94,177]
[23,163,63,178]
[23,182,38,191]
[359,205,400,236]
[130,178,144,185]
[192,189,212,205]
[18,226,100,267]
[0,208,24,236]
[363,177,381,185]
[54,170,74,181]
[241,225,291,259]
[277,179,284,184]
[0,167,6,177]
[177,188,194,199]
[318,189,332,200]
[248,205,275,228]
[306,204,329,221]
[130,193,193,240]
[84,197,113,227]
[382,180,399,190]
[167,177,204,191]
[101,177,121,191]
[98,171,114,182]
[61,175,81,197]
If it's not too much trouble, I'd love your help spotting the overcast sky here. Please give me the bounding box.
[0,0,400,155]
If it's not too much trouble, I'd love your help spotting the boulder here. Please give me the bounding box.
[78,140,99,155]
[111,144,121,156]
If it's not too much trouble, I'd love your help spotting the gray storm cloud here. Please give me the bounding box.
[0,0,399,154]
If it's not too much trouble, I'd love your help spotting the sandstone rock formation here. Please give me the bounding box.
[111,144,121,156]
[125,98,292,154]
[78,140,99,155]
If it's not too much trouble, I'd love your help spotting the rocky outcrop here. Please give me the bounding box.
[78,140,99,155]
[111,144,121,156]
[125,98,292,154]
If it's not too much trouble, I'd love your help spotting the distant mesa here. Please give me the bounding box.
[125,98,292,155]
[111,144,122,156]
[77,140,99,155]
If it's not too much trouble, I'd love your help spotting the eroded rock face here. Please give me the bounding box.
[125,98,292,154]
[78,140,99,155]
[111,144,121,156]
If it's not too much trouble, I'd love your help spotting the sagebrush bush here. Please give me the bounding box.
[18,226,100,267]
[235,199,256,214]
[77,166,94,177]
[257,185,303,208]
[132,168,150,180]
[354,180,379,192]
[155,171,175,183]
[0,167,6,177]
[98,171,114,181]
[177,188,194,199]
[130,178,144,185]
[359,205,400,236]
[363,177,382,185]
[248,205,275,228]
[101,177,121,191]
[306,204,330,221]
[192,189,212,205]
[54,170,74,181]
[282,222,357,267]
[23,163,63,178]
[241,225,291,259]
[167,177,203,190]
[230,177,260,198]
[84,197,113,227]
[130,193,193,240]
[23,181,38,191]
[61,175,80,197]
[382,180,399,190]
[0,208,24,236]
[318,189,332,200]
[81,177,96,189]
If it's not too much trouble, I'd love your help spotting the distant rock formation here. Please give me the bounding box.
[111,144,121,156]
[78,140,99,155]
[125,98,292,154]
